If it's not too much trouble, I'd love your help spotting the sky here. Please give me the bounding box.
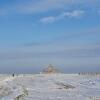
[0,0,100,73]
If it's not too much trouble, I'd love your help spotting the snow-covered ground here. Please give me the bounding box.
[0,74,100,100]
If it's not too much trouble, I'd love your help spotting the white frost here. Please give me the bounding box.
[0,74,100,100]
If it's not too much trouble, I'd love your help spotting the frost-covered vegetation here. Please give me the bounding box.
[0,74,100,100]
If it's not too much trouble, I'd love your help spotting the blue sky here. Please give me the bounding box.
[0,0,100,73]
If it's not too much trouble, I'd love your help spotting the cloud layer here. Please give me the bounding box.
[16,0,98,14]
[40,10,85,23]
[0,27,100,73]
[0,0,99,15]
[0,42,100,73]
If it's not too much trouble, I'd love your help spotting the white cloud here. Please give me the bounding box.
[40,10,85,23]
[40,16,55,23]
[63,10,85,18]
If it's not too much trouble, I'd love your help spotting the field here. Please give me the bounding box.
[0,74,100,100]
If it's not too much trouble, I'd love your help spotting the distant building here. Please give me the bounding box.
[42,64,60,74]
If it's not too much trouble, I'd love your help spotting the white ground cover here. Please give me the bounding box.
[0,74,100,100]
